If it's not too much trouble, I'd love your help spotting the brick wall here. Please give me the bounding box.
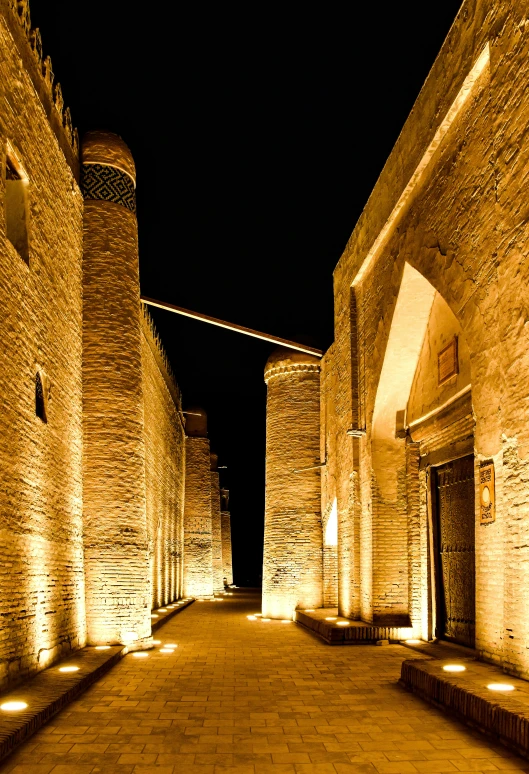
[328,0,529,675]
[184,436,213,597]
[141,309,185,609]
[210,470,223,593]
[0,3,84,690]
[221,509,233,586]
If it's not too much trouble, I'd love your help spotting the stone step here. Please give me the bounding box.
[295,609,414,644]
[400,655,529,760]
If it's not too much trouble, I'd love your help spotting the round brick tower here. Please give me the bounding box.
[263,348,323,619]
[81,131,150,647]
[183,407,214,597]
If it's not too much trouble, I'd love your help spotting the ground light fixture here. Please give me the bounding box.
[95,645,111,650]
[1,701,27,712]
[132,652,148,658]
[152,640,162,644]
[336,621,350,626]
[160,648,174,654]
[247,615,257,620]
[304,609,315,613]
[325,617,337,621]
[255,613,262,617]
[158,608,168,612]
[165,643,177,648]
[261,618,271,622]
[281,620,291,624]
[151,614,159,619]
[59,666,79,673]
[443,665,466,673]
[487,683,515,691]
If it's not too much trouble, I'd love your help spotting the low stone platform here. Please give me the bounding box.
[0,597,194,763]
[295,607,414,644]
[400,654,529,760]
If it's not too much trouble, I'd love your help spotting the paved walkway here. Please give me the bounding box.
[1,589,528,774]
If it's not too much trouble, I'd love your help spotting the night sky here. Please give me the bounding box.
[30,2,462,584]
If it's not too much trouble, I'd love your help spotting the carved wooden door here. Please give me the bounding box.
[433,455,475,647]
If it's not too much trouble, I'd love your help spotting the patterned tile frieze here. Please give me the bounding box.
[81,163,136,213]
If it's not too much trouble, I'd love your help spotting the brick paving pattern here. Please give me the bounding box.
[1,589,528,773]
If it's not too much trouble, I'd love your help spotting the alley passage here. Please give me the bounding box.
[2,590,528,774]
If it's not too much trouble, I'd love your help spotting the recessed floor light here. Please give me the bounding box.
[247,615,257,620]
[95,645,111,650]
[304,609,315,613]
[281,620,291,624]
[132,652,148,658]
[488,683,514,691]
[325,617,337,621]
[165,644,177,648]
[443,665,466,672]
[151,614,158,618]
[158,609,168,613]
[160,648,174,654]
[336,621,350,626]
[261,618,271,622]
[59,666,79,673]
[1,701,27,712]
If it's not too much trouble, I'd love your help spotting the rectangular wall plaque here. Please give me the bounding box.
[438,337,458,385]
[480,462,495,524]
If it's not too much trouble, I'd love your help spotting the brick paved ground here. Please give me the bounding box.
[1,589,528,774]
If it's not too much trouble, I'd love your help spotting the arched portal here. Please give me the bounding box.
[370,262,473,642]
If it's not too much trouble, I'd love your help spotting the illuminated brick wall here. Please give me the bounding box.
[221,507,233,587]
[329,0,529,674]
[141,309,185,609]
[82,131,151,646]
[210,460,224,594]
[0,4,84,690]
[263,348,323,619]
[184,410,213,597]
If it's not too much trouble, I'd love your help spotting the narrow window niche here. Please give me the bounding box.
[35,371,50,423]
[5,149,30,263]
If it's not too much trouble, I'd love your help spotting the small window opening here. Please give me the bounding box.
[5,152,29,263]
[36,371,49,423]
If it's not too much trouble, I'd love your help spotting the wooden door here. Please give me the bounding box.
[433,455,475,647]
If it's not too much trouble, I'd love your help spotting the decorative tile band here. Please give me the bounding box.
[81,163,136,213]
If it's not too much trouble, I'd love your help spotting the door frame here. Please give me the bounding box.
[428,452,476,646]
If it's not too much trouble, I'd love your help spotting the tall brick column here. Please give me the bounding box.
[210,454,224,594]
[184,408,214,597]
[221,489,233,586]
[81,131,150,647]
[263,348,323,619]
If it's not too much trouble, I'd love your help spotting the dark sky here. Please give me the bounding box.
[30,2,462,584]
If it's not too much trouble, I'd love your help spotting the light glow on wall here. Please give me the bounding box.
[324,498,338,547]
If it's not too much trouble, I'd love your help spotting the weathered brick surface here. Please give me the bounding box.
[183,436,213,598]
[210,468,223,593]
[141,310,185,609]
[325,0,529,676]
[0,4,84,690]
[220,509,233,586]
[82,134,151,647]
[263,349,323,619]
